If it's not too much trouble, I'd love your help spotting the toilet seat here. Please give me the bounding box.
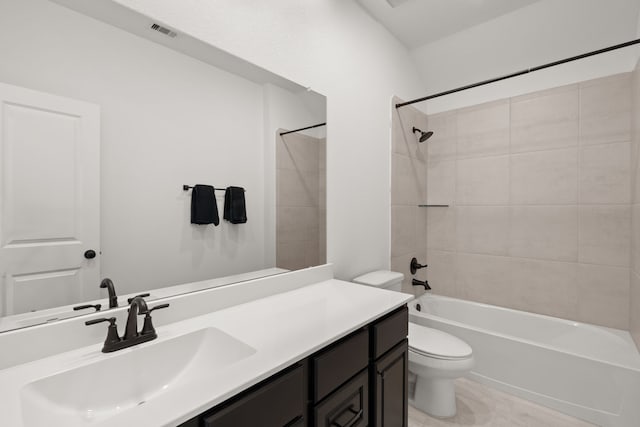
[409,323,472,360]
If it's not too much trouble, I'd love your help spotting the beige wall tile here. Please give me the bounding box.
[511,85,579,153]
[427,250,458,298]
[578,205,630,267]
[456,206,509,256]
[457,156,509,205]
[456,253,513,308]
[276,241,307,271]
[305,237,320,267]
[427,206,456,251]
[579,142,631,204]
[318,138,326,171]
[277,206,319,243]
[510,148,578,205]
[509,258,578,320]
[633,142,640,202]
[509,206,578,262]
[577,264,629,329]
[633,204,640,274]
[277,133,319,172]
[396,73,637,325]
[392,153,426,206]
[394,100,429,160]
[417,208,428,255]
[580,73,632,146]
[391,205,418,258]
[457,100,510,159]
[631,272,640,351]
[427,159,455,204]
[427,111,457,163]
[277,169,319,207]
[392,253,426,294]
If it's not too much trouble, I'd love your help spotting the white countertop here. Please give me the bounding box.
[0,279,412,427]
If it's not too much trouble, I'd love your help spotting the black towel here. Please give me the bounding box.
[190,185,219,225]
[223,186,247,224]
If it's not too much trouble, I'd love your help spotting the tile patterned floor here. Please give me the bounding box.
[408,378,597,427]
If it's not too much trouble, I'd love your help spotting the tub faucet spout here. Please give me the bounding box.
[412,278,431,290]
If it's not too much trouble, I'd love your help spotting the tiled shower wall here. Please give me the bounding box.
[276,131,326,270]
[391,97,429,293]
[632,66,640,349]
[392,74,634,329]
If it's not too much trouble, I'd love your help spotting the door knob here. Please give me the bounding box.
[84,249,97,259]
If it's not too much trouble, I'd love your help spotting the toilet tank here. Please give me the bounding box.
[352,270,404,292]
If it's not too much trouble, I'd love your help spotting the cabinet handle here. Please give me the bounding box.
[331,406,363,427]
[284,415,303,427]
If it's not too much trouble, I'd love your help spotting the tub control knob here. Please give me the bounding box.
[410,257,427,275]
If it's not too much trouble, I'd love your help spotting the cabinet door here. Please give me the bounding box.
[203,365,306,427]
[373,340,408,427]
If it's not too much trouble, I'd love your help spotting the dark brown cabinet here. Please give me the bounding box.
[202,365,306,427]
[372,340,409,427]
[176,305,408,427]
[314,369,369,427]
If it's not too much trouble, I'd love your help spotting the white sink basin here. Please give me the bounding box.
[20,327,256,426]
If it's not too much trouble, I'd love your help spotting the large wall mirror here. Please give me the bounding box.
[0,0,326,332]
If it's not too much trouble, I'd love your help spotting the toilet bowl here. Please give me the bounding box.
[352,270,474,418]
[408,323,474,418]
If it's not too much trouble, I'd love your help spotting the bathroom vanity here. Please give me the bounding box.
[0,266,413,427]
[178,305,409,427]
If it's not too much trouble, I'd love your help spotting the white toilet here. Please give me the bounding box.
[352,270,474,418]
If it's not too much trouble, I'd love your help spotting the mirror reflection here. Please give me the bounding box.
[0,0,326,332]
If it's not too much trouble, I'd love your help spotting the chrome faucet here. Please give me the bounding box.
[85,296,169,353]
[100,278,118,308]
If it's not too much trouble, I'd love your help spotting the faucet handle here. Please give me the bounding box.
[141,304,169,336]
[147,303,169,314]
[85,317,116,326]
[85,317,121,352]
[127,293,151,304]
[73,303,102,312]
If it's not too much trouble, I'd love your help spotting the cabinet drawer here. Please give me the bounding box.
[203,365,305,427]
[372,306,408,359]
[314,369,369,427]
[312,328,369,402]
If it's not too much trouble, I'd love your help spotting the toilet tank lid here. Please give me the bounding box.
[352,270,404,287]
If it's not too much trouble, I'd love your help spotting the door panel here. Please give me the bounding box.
[7,268,81,314]
[0,82,99,316]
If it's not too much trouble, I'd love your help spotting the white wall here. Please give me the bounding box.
[106,0,428,280]
[0,0,272,295]
[412,0,640,113]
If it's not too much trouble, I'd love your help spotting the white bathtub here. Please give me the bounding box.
[409,294,640,427]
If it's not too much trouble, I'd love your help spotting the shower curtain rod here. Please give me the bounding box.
[396,38,640,109]
[279,122,326,136]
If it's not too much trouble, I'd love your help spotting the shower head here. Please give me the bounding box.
[412,127,434,143]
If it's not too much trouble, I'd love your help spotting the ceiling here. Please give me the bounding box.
[356,0,543,49]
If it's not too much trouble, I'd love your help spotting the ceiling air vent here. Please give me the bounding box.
[150,23,177,38]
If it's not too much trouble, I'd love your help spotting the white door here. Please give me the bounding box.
[0,82,100,316]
